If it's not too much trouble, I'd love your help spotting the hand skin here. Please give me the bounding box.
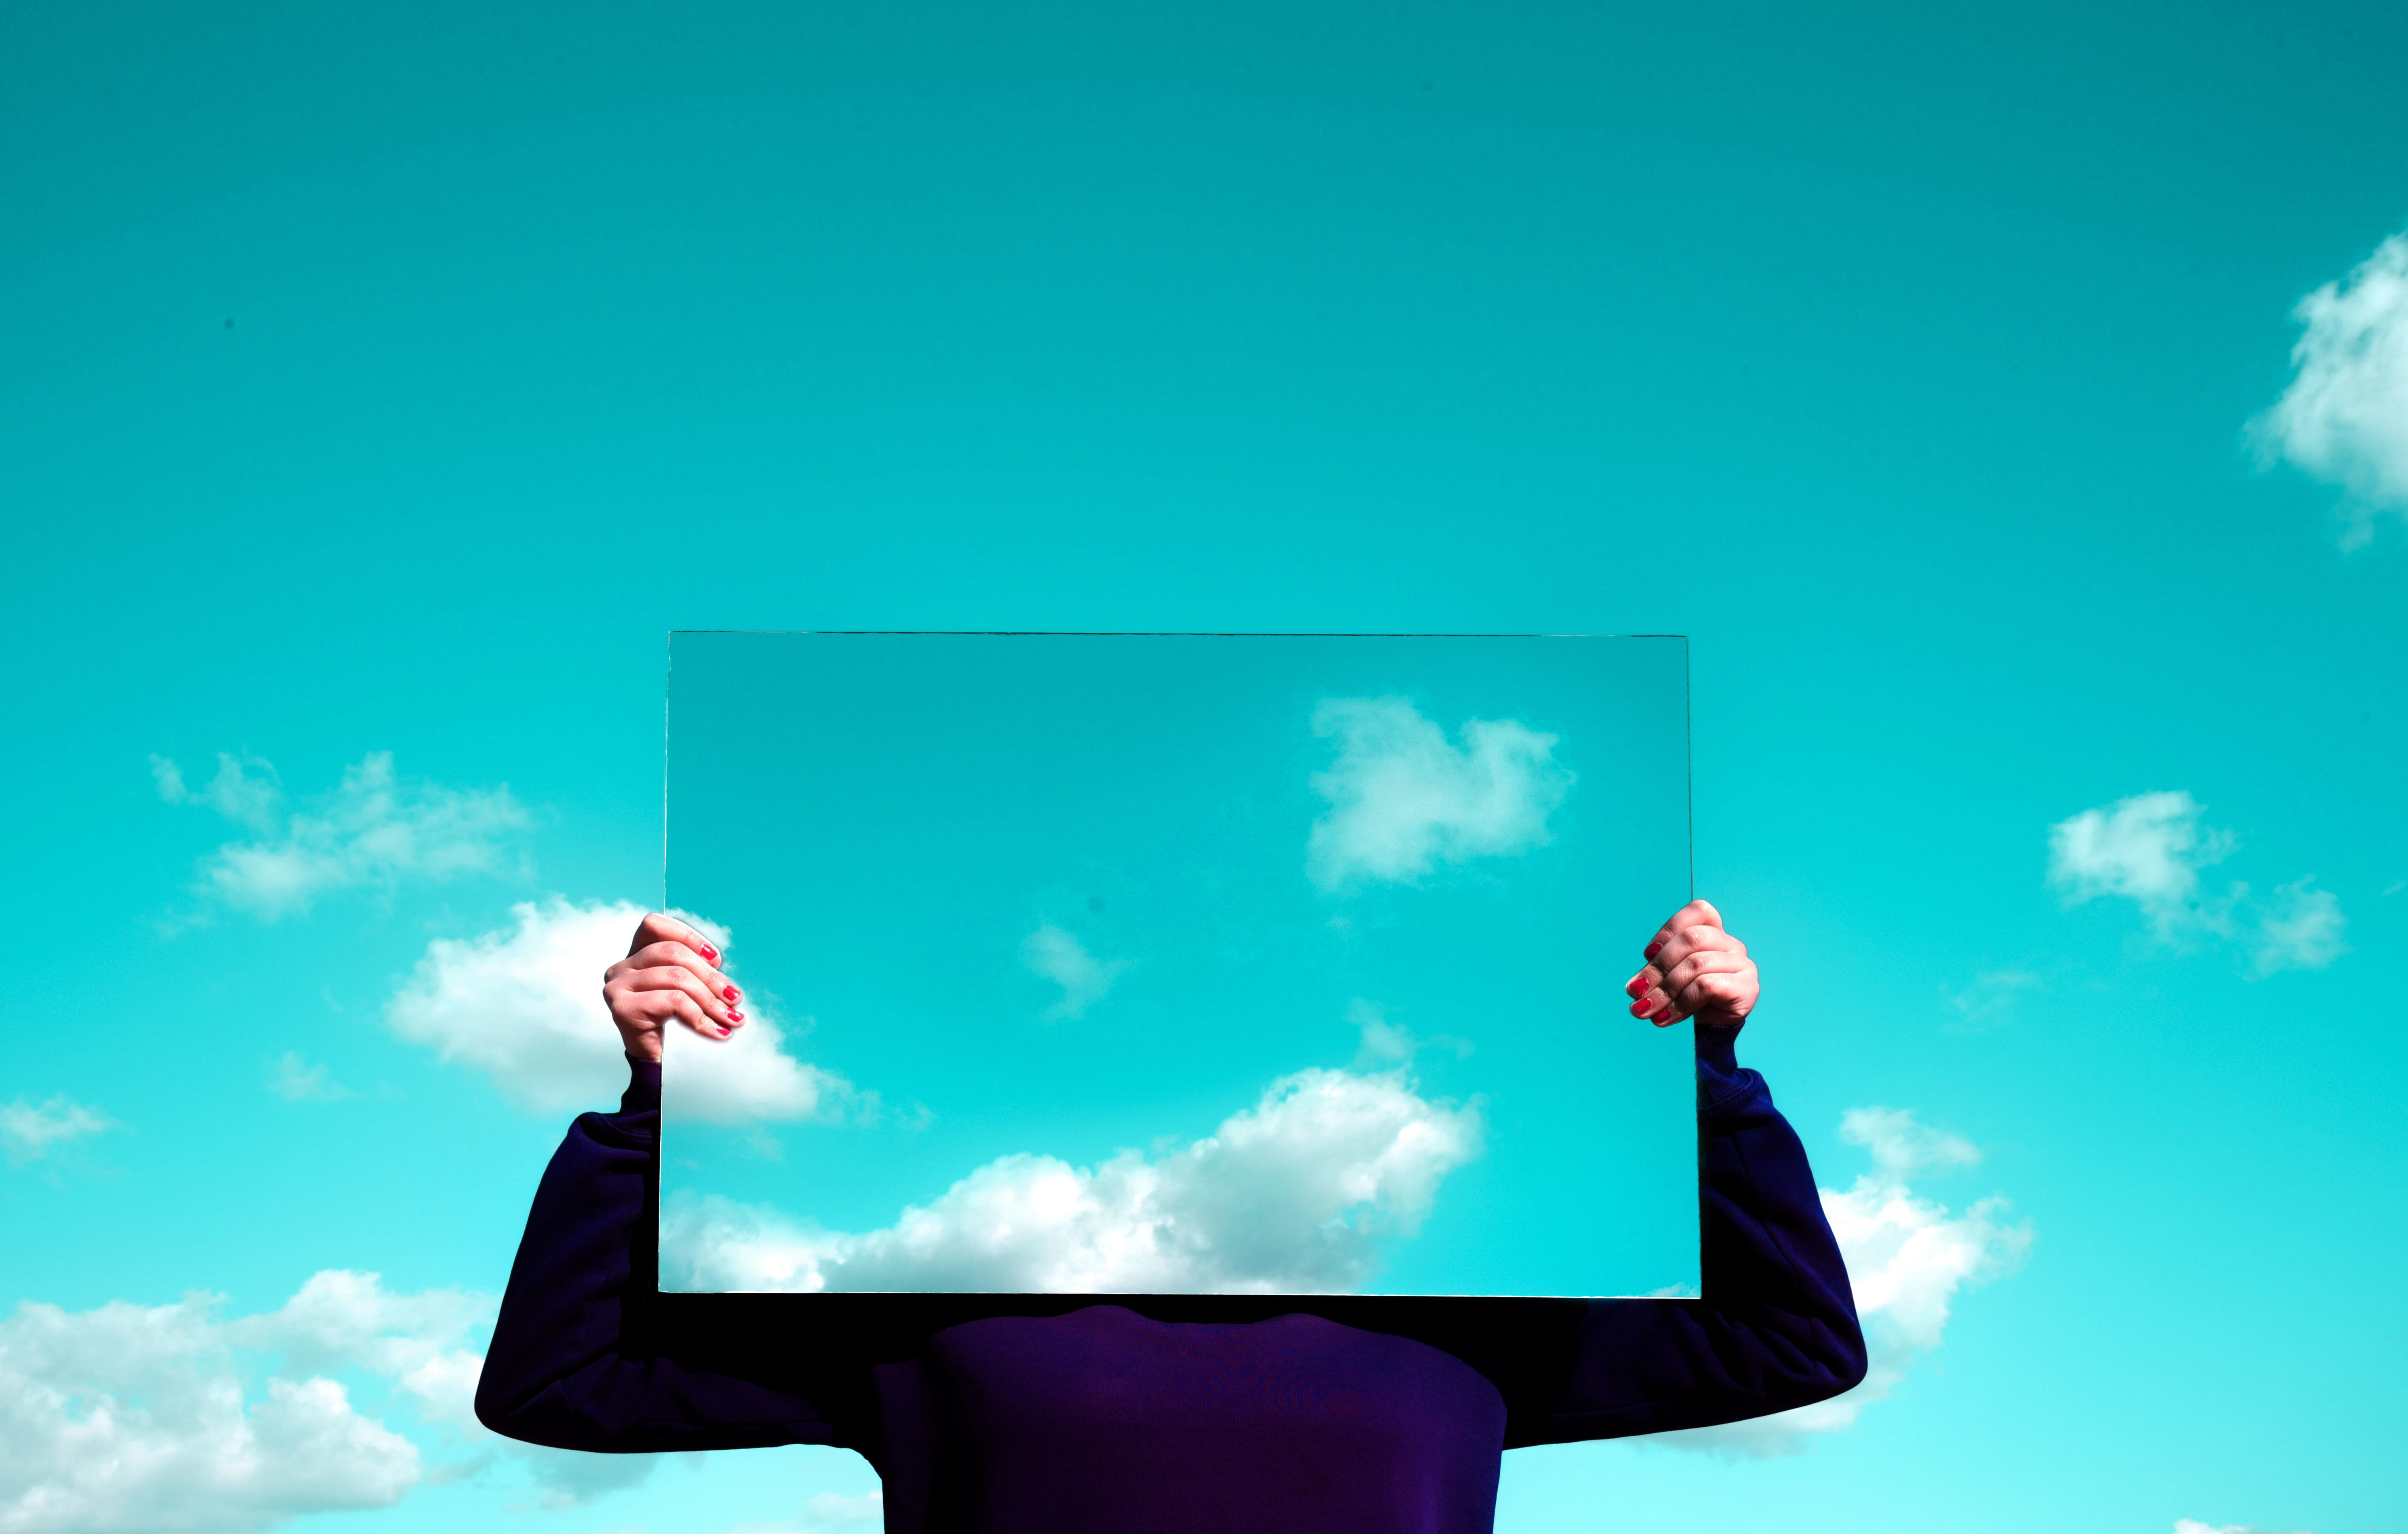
[603,912,746,1063]
[1624,899,1759,1031]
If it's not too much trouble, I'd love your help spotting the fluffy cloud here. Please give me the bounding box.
[2174,1521,2305,1534]
[1662,1108,2031,1457]
[2251,230,2408,545]
[153,752,530,920]
[0,1271,490,1534]
[663,1060,1484,1295]
[1021,924,1129,1020]
[2048,790,2235,937]
[0,1098,117,1167]
[2048,792,2348,975]
[1306,697,1573,892]
[387,900,854,1125]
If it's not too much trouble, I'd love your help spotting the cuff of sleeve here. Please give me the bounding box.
[1693,1023,1751,1110]
[1693,1022,1740,1073]
[620,1055,662,1114]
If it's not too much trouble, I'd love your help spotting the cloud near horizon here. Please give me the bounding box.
[152,752,530,920]
[1306,697,1573,892]
[662,1055,1484,1295]
[386,900,858,1125]
[2251,229,2408,547]
[0,1271,473,1534]
[2047,791,2347,975]
[1659,1106,2031,1457]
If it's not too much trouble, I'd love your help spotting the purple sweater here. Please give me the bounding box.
[476,1028,1865,1532]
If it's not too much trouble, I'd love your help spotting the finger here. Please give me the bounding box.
[1649,923,1745,979]
[1657,949,1748,998]
[1642,899,1721,961]
[1630,951,1749,1023]
[1673,970,1756,1023]
[621,985,735,1041]
[613,940,739,1005]
[621,964,744,1029]
[629,911,722,967]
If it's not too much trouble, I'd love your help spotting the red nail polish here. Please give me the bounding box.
[1644,941,1663,960]
[723,986,740,1002]
[1624,976,1647,998]
[1629,999,1651,1017]
[727,1010,744,1023]
[700,945,719,962]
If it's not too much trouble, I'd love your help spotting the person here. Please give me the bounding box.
[477,901,1865,1533]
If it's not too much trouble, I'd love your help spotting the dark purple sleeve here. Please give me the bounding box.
[1522,1027,1867,1444]
[473,1059,843,1452]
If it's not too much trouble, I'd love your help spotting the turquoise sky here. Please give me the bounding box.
[3,2,2404,1533]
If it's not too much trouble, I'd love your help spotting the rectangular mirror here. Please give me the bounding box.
[659,631,1695,1298]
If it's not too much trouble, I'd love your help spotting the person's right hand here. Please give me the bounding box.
[602,912,744,1062]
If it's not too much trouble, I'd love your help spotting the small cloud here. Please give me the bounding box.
[1306,697,1573,892]
[1940,969,2042,1031]
[2048,790,2236,939]
[2251,877,2348,976]
[1021,924,1130,1020]
[151,751,282,831]
[155,750,531,920]
[1,1095,118,1167]
[2249,229,2408,547]
[387,899,860,1125]
[266,1052,356,1103]
[2175,1522,2306,1534]
[1659,1107,2029,1457]
[2048,793,2346,979]
[1346,998,1471,1066]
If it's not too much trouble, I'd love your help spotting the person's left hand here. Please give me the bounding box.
[1625,898,1758,1030]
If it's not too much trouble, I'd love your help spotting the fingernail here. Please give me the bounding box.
[727,1010,744,1023]
[700,945,719,962]
[1629,999,1653,1017]
[723,985,740,1002]
[1644,941,1663,960]
[1624,975,1647,998]
[1653,1014,1677,1028]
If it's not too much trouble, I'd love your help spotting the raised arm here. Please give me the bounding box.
[1516,902,1866,1445]
[475,916,840,1453]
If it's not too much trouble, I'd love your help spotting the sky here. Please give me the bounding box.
[2,1,2405,1532]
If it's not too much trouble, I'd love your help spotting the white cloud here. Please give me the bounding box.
[1940,969,2042,1030]
[2251,230,2408,545]
[264,1055,353,1104]
[387,900,855,1126]
[1660,1108,2030,1457]
[1,1098,117,1167]
[155,752,530,919]
[2174,1521,2306,1534]
[1306,697,1573,892]
[0,1271,491,1534]
[2048,792,2347,976]
[2251,877,2349,976]
[2048,790,2235,938]
[1021,924,1129,1020]
[663,1060,1483,1295]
